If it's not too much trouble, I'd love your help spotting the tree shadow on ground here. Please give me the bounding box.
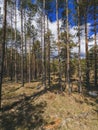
[2,86,22,97]
[95,98,98,111]
[82,91,98,116]
[47,83,65,94]
[0,82,65,130]
[0,99,47,130]
[1,83,65,112]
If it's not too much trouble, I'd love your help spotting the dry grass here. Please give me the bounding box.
[0,81,98,130]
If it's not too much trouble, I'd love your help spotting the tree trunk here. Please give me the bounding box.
[84,8,90,90]
[56,0,62,90]
[4,40,8,76]
[29,38,31,83]
[47,16,51,87]
[65,0,71,94]
[20,4,24,86]
[94,0,97,87]
[0,0,7,109]
[77,1,82,93]
[34,54,37,79]
[10,2,13,81]
[24,10,28,82]
[43,0,46,87]
[15,0,18,83]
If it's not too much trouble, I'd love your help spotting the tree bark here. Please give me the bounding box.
[65,0,71,94]
[43,0,46,87]
[20,3,24,86]
[94,0,97,87]
[15,0,18,83]
[56,0,62,90]
[47,16,51,87]
[77,1,82,93]
[29,38,31,82]
[0,0,7,109]
[10,2,13,81]
[84,7,90,90]
[24,10,28,82]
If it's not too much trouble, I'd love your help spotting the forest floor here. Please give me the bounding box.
[0,80,98,130]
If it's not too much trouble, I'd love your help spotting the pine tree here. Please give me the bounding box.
[65,0,71,94]
[56,0,62,90]
[0,0,7,109]
[20,0,24,86]
[77,0,82,93]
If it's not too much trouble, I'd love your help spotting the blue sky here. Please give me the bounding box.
[0,0,96,56]
[17,0,98,29]
[33,0,98,56]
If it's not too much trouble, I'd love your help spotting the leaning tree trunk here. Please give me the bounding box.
[0,0,7,109]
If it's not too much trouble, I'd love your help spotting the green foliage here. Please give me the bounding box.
[88,45,98,68]
[26,24,37,38]
[51,59,58,73]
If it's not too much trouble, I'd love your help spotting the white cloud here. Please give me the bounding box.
[49,20,62,40]
[0,0,97,57]
[69,23,97,57]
